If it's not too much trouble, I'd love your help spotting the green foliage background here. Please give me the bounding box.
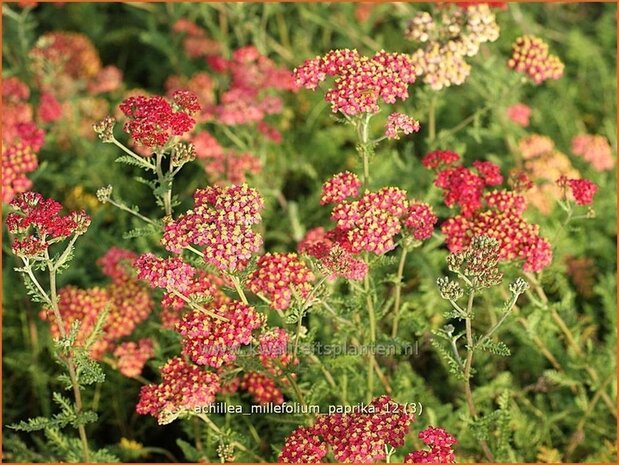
[2,2,617,463]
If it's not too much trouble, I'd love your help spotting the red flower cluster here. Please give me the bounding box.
[119,91,199,149]
[137,357,220,424]
[428,152,503,217]
[405,202,438,241]
[166,72,215,122]
[442,190,553,272]
[421,149,460,170]
[571,134,614,172]
[279,396,415,463]
[508,35,564,84]
[135,253,195,294]
[162,184,264,272]
[97,246,138,283]
[114,339,155,378]
[558,177,598,206]
[248,253,315,310]
[385,112,421,139]
[320,171,362,205]
[38,92,63,123]
[294,49,416,115]
[177,301,263,368]
[258,328,297,373]
[405,426,457,463]
[7,192,90,258]
[240,372,284,405]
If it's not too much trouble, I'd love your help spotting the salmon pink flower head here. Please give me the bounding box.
[97,247,138,283]
[114,339,155,378]
[118,91,199,149]
[557,176,598,206]
[2,143,39,204]
[571,134,614,172]
[176,301,264,368]
[136,357,220,424]
[279,395,415,463]
[508,35,564,84]
[247,253,314,310]
[404,201,438,241]
[162,184,264,273]
[442,190,553,272]
[134,253,195,294]
[37,92,63,123]
[385,112,421,139]
[506,103,531,127]
[294,49,417,115]
[405,426,457,463]
[320,171,362,205]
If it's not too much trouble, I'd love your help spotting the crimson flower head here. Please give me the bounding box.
[7,192,91,258]
[422,150,460,170]
[405,426,457,463]
[558,176,598,206]
[119,91,200,149]
[294,49,416,115]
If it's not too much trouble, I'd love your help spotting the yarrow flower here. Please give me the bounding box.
[247,253,314,310]
[279,396,416,463]
[162,184,264,272]
[506,103,531,127]
[136,357,220,424]
[320,171,362,205]
[557,177,598,206]
[119,91,199,149]
[97,247,138,283]
[407,5,500,90]
[240,371,284,405]
[422,149,460,170]
[114,339,155,378]
[135,253,195,294]
[571,134,614,172]
[508,35,564,84]
[176,301,263,368]
[404,202,438,241]
[294,49,416,115]
[7,192,91,258]
[258,328,297,373]
[385,112,421,139]
[37,92,63,123]
[173,19,221,60]
[404,426,457,463]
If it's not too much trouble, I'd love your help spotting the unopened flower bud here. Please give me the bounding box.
[97,185,113,203]
[437,276,464,301]
[93,116,116,143]
[171,142,196,168]
[509,277,529,295]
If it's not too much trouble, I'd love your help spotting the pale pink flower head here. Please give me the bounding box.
[385,112,421,139]
[506,103,531,127]
[571,134,614,171]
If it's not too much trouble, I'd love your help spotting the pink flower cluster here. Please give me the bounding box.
[506,103,532,127]
[247,253,315,310]
[508,35,564,84]
[176,302,263,368]
[173,19,221,60]
[2,78,45,203]
[162,184,264,272]
[294,49,416,115]
[405,202,439,241]
[137,357,220,424]
[385,112,421,140]
[571,134,614,172]
[427,150,503,217]
[97,246,138,282]
[557,177,598,206]
[421,149,460,170]
[279,396,415,463]
[405,426,457,463]
[7,192,90,258]
[208,45,297,126]
[320,171,362,205]
[119,91,199,149]
[192,132,262,184]
[258,328,297,375]
[114,339,155,378]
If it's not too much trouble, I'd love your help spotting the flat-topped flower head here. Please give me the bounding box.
[422,150,460,170]
[405,426,457,463]
[240,372,284,405]
[114,339,154,378]
[320,171,362,205]
[136,357,220,424]
[176,301,263,368]
[135,253,195,294]
[278,426,328,463]
[506,103,531,127]
[2,143,39,204]
[247,253,314,310]
[508,35,564,84]
[98,247,138,283]
[571,134,614,172]
[404,202,438,241]
[162,184,264,272]
[558,176,598,206]
[294,49,417,115]
[385,112,421,139]
[119,92,199,149]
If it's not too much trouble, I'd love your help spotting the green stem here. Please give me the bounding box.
[364,268,376,402]
[391,247,409,338]
[196,414,265,462]
[428,94,437,143]
[111,138,155,171]
[155,151,173,217]
[230,275,249,305]
[107,199,156,225]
